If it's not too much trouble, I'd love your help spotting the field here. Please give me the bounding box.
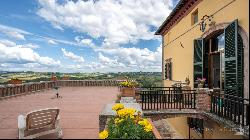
[0,71,162,87]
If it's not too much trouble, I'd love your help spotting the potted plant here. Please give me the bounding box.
[119,80,138,97]
[196,78,206,88]
[99,104,160,139]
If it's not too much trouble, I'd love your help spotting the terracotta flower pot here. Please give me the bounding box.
[147,118,162,139]
[198,83,204,88]
[121,87,135,97]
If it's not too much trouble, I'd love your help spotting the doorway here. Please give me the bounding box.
[203,32,225,91]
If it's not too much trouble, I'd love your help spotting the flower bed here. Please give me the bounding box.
[99,103,156,139]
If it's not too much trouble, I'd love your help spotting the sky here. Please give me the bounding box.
[0,0,179,73]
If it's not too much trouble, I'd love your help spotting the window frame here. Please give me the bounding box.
[165,58,172,80]
[191,9,198,25]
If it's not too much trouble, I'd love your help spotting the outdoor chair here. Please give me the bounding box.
[18,108,63,139]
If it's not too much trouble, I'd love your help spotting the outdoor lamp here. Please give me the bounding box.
[200,15,212,32]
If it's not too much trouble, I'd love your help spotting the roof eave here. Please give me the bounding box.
[154,0,186,36]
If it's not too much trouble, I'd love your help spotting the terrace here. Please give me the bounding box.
[0,81,249,139]
[0,80,120,139]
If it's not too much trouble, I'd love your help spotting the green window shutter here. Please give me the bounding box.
[193,39,204,88]
[224,19,244,97]
[165,63,168,79]
[165,60,172,80]
[237,33,244,98]
[169,62,172,80]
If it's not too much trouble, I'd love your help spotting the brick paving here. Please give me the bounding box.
[0,87,118,139]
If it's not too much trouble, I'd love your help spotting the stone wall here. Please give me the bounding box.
[0,80,124,99]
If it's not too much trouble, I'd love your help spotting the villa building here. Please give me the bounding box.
[155,0,249,139]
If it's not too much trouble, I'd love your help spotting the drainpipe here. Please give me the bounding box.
[189,124,191,139]
[162,35,165,86]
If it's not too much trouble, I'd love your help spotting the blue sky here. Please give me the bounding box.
[0,0,178,73]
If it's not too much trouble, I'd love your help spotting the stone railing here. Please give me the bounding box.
[57,80,124,87]
[0,80,125,99]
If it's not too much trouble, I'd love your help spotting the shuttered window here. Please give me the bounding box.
[165,60,172,80]
[224,19,244,98]
[193,39,204,88]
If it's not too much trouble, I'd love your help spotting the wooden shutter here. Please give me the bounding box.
[169,62,172,80]
[193,39,204,88]
[165,60,172,80]
[224,19,244,98]
[165,63,168,79]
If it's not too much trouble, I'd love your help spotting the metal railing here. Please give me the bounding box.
[139,86,249,127]
[140,89,197,110]
[210,93,249,126]
[140,87,182,91]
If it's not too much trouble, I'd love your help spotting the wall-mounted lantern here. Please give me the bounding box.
[200,15,214,32]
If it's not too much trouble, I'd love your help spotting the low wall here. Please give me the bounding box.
[0,80,124,99]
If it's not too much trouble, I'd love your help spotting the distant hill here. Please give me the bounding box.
[0,71,162,86]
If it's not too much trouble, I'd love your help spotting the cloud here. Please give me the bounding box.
[0,24,84,47]
[95,45,162,71]
[20,43,40,49]
[61,48,85,63]
[0,39,40,49]
[74,36,95,48]
[0,62,60,72]
[0,24,32,40]
[0,39,39,49]
[37,0,172,47]
[98,52,125,68]
[0,39,17,47]
[61,45,162,72]
[48,39,58,45]
[98,52,112,64]
[0,41,60,67]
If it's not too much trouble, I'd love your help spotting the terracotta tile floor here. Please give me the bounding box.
[0,87,118,139]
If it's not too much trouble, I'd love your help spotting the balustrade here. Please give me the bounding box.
[0,80,124,98]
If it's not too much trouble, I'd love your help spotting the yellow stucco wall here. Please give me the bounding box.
[165,117,245,139]
[163,0,249,87]
[204,122,245,139]
[166,117,189,138]
[161,0,248,139]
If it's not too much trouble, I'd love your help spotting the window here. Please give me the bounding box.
[203,33,225,90]
[165,59,172,80]
[193,20,244,98]
[188,117,204,136]
[191,9,198,25]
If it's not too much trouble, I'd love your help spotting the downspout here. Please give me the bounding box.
[162,35,165,86]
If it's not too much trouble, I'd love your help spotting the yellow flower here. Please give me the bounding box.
[138,119,149,126]
[130,115,135,119]
[138,120,145,126]
[114,118,119,124]
[144,124,153,132]
[114,118,124,124]
[118,118,124,123]
[112,103,124,111]
[117,108,136,118]
[120,80,137,87]
[99,130,109,139]
[138,119,153,132]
